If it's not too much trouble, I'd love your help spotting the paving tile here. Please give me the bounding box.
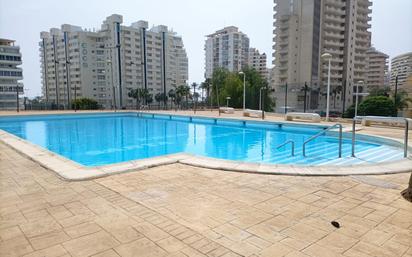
[91,249,121,257]
[64,221,102,238]
[258,242,294,257]
[22,245,68,257]
[63,231,120,257]
[0,235,34,257]
[29,230,70,250]
[114,237,167,257]
[1,141,411,257]
[316,231,358,253]
[157,236,187,253]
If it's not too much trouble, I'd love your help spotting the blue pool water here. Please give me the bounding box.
[0,113,404,166]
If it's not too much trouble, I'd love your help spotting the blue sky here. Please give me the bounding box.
[0,0,411,97]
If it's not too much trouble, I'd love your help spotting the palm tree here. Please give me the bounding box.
[155,93,168,109]
[168,89,176,109]
[176,85,190,109]
[200,79,211,106]
[402,174,412,202]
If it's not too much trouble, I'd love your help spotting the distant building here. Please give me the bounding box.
[205,26,250,79]
[272,0,372,113]
[248,48,268,80]
[390,52,412,92]
[365,47,389,90]
[0,38,23,110]
[40,14,188,109]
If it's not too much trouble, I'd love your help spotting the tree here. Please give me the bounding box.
[369,87,390,97]
[402,173,412,202]
[72,98,99,110]
[176,84,190,108]
[200,78,212,105]
[155,93,168,108]
[128,88,150,109]
[343,96,396,118]
[209,67,274,111]
[393,90,412,112]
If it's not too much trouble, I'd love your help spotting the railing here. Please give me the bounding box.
[276,140,295,156]
[352,116,411,158]
[303,123,343,158]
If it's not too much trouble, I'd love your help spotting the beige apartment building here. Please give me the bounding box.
[390,52,412,92]
[272,0,372,113]
[248,48,268,80]
[365,47,389,90]
[0,38,24,110]
[40,14,188,109]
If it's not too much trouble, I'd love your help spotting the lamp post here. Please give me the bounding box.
[394,73,399,111]
[239,71,246,111]
[106,56,116,112]
[226,96,231,107]
[284,83,288,114]
[354,80,365,118]
[16,83,20,113]
[259,87,266,111]
[321,53,332,121]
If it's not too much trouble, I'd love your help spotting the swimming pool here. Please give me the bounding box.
[0,112,405,167]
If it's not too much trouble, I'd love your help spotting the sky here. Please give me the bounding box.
[0,0,411,98]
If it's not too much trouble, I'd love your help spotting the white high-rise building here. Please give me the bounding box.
[390,52,412,92]
[40,14,188,109]
[272,0,372,113]
[365,47,389,90]
[0,38,23,110]
[205,27,250,79]
[248,48,268,80]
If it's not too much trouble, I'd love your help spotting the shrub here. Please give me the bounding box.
[343,96,396,118]
[72,98,100,110]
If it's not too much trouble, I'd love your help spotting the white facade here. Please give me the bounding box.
[40,14,188,109]
[204,27,250,79]
[390,52,412,92]
[248,48,268,80]
[0,39,23,110]
[273,0,372,113]
[365,47,389,90]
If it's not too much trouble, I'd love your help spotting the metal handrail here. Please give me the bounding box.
[303,123,343,158]
[352,116,410,158]
[276,140,295,156]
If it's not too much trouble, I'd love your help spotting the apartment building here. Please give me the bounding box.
[248,48,268,80]
[0,38,24,110]
[272,0,372,113]
[365,47,389,90]
[205,26,250,79]
[40,14,188,109]
[390,52,412,91]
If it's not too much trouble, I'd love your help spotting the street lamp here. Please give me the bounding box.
[259,87,266,111]
[239,71,246,111]
[394,72,399,112]
[226,96,231,107]
[321,53,332,121]
[354,80,365,117]
[106,56,117,112]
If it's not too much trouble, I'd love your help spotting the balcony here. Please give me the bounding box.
[324,14,345,24]
[325,5,345,16]
[324,31,344,40]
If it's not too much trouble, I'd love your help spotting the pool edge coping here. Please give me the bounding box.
[1,122,411,180]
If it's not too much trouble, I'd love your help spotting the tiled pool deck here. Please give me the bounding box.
[0,110,411,257]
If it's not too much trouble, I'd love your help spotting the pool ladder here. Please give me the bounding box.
[276,140,295,156]
[303,123,343,158]
[276,123,343,158]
